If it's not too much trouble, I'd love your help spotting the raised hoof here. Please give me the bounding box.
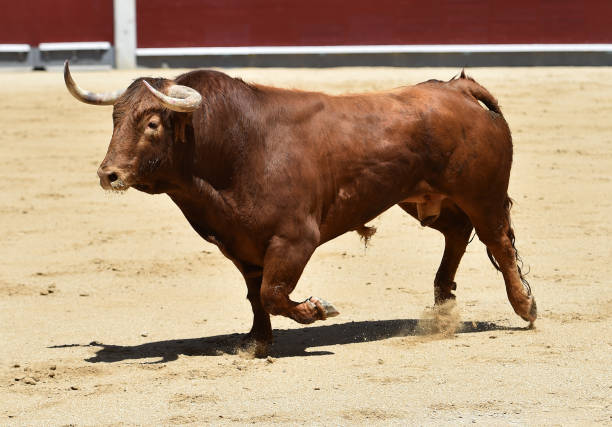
[519,295,538,323]
[308,296,340,319]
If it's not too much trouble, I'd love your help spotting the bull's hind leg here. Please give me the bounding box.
[463,198,537,323]
[260,233,339,325]
[399,201,473,304]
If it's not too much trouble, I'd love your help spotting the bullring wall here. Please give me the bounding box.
[1,0,611,68]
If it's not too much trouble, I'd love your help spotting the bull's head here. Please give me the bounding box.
[64,61,202,194]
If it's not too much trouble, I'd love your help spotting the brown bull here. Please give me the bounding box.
[64,61,536,354]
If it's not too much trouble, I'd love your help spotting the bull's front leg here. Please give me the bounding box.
[236,273,273,358]
[244,274,272,343]
[260,235,339,324]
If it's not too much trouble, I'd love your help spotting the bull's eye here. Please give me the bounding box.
[147,121,159,130]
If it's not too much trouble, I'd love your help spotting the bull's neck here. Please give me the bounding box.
[188,76,259,190]
[166,74,261,236]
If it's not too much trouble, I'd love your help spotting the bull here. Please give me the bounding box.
[64,61,536,355]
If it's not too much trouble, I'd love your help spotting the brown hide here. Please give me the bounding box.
[89,70,536,353]
[160,72,509,262]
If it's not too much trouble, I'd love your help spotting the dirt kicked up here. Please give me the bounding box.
[1,67,611,425]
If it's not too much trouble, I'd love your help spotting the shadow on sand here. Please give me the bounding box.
[49,319,527,363]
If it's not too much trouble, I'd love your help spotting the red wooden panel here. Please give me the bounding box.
[136,0,612,48]
[0,0,113,45]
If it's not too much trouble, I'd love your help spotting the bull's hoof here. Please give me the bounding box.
[251,341,270,358]
[434,281,457,305]
[240,335,271,358]
[519,295,538,324]
[308,296,340,319]
[292,296,340,324]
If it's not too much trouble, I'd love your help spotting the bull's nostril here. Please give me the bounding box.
[108,172,118,183]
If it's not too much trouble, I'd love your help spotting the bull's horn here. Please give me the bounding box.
[143,81,202,113]
[63,60,124,105]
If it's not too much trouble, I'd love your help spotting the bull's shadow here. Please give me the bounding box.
[50,319,526,363]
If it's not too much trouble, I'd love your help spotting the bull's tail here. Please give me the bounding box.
[452,69,503,116]
[486,197,532,295]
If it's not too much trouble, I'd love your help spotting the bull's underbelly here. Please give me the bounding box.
[318,177,445,244]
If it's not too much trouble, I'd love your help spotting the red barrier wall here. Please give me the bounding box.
[2,1,610,48]
[0,1,113,45]
[136,0,612,48]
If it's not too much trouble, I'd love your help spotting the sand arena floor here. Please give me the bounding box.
[1,66,611,425]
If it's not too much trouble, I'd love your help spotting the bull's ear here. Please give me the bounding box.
[172,113,191,143]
